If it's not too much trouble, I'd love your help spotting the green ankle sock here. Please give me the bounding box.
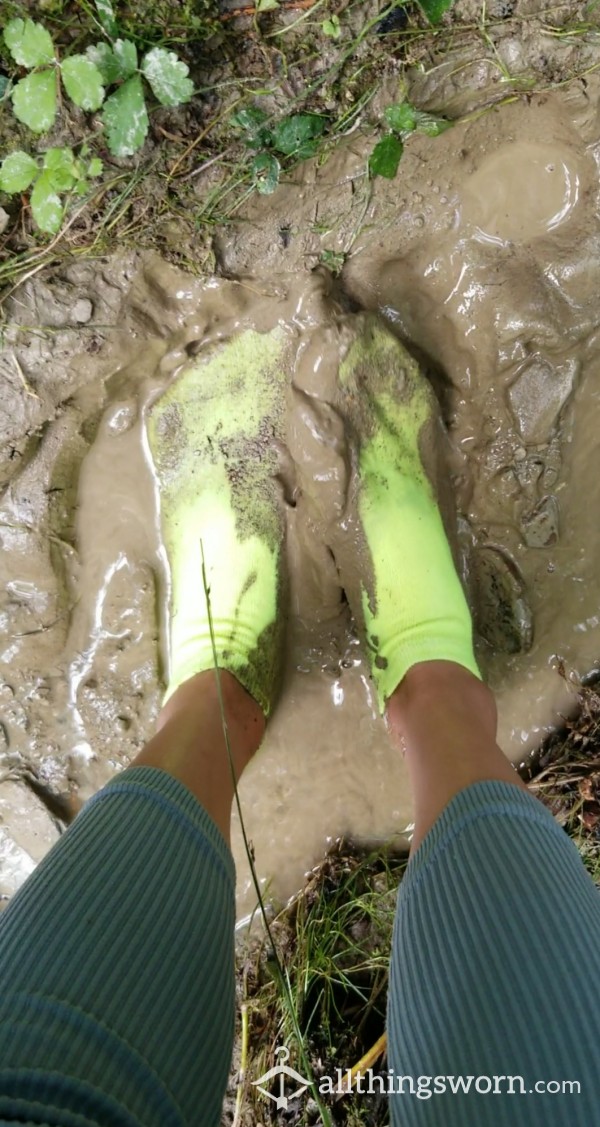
[146,329,288,716]
[333,314,480,710]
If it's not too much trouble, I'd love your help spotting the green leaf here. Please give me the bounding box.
[86,39,137,84]
[43,147,77,191]
[31,170,63,233]
[252,151,279,195]
[230,107,271,148]
[385,102,417,133]
[4,18,54,68]
[256,0,279,10]
[101,74,148,156]
[369,134,403,179]
[61,55,105,111]
[114,39,138,79]
[230,106,268,131]
[86,43,121,85]
[87,156,103,177]
[413,109,452,136]
[320,248,345,274]
[141,47,193,106]
[12,70,57,133]
[417,0,453,23]
[94,0,118,37]
[271,113,327,159]
[321,15,341,38]
[0,151,39,193]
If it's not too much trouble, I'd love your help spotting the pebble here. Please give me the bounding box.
[70,298,93,324]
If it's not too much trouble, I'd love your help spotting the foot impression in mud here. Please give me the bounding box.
[2,84,600,914]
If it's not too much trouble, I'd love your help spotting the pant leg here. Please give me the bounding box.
[0,766,236,1127]
[388,780,600,1125]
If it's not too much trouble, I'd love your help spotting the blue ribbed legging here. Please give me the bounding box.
[0,766,598,1125]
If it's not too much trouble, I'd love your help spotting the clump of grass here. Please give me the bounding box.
[230,841,408,1126]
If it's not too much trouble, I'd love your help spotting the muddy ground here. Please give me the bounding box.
[1,0,600,918]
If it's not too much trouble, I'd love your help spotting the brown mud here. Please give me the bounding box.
[2,68,600,913]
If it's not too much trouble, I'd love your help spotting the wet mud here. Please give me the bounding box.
[2,75,600,914]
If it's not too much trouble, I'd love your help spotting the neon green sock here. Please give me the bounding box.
[334,315,480,710]
[146,329,287,715]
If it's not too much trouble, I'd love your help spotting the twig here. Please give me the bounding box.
[219,0,316,21]
[186,151,224,181]
[155,125,187,143]
[336,1031,387,1097]
[11,353,39,400]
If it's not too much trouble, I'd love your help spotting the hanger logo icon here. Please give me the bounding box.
[252,1045,311,1110]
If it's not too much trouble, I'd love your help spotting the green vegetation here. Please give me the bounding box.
[368,99,451,178]
[5,17,104,132]
[0,0,479,271]
[1,0,599,292]
[0,8,194,236]
[231,106,328,194]
[2,12,194,155]
[234,842,407,1126]
[0,145,102,233]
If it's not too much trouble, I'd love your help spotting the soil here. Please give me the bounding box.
[1,0,600,914]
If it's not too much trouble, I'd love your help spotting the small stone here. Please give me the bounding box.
[70,298,93,324]
[0,208,9,236]
[508,357,577,444]
[521,495,559,548]
[107,404,136,436]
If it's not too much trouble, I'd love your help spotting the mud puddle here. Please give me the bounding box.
[2,77,600,915]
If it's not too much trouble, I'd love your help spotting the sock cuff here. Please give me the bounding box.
[374,633,481,709]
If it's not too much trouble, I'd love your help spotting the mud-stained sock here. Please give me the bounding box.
[332,314,480,711]
[146,329,288,716]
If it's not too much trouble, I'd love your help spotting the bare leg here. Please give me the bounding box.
[386,660,527,851]
[133,669,264,845]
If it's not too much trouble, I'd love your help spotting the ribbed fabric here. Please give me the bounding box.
[0,767,235,1127]
[388,780,600,1125]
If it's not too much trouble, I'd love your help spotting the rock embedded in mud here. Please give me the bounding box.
[520,494,559,548]
[472,544,533,654]
[508,357,578,445]
[70,298,94,325]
